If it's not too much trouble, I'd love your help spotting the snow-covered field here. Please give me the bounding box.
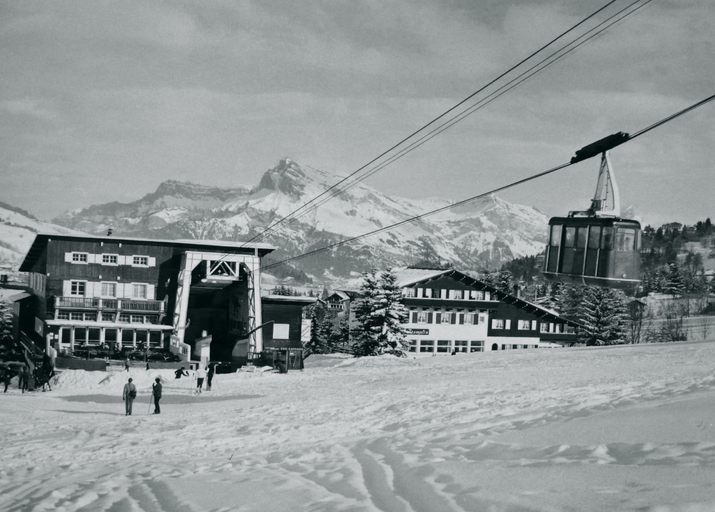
[2,342,715,512]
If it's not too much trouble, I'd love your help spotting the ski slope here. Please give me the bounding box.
[2,342,715,511]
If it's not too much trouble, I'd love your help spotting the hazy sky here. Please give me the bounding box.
[1,0,712,226]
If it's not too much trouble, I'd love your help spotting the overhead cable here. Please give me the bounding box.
[239,0,623,247]
[262,93,715,271]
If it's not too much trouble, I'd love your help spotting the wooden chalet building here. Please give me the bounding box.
[331,268,578,354]
[396,268,578,354]
[19,233,274,363]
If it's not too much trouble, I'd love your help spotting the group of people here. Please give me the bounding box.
[122,376,162,415]
[122,362,215,416]
[174,363,215,393]
[1,351,55,394]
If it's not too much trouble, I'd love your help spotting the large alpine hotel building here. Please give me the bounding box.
[327,268,578,354]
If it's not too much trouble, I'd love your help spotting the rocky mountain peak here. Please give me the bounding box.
[256,158,308,198]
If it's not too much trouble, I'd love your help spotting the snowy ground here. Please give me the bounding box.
[2,342,715,512]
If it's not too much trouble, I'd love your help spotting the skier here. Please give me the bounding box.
[151,377,162,414]
[122,377,137,415]
[195,365,206,394]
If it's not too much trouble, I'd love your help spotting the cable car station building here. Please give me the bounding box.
[19,233,275,362]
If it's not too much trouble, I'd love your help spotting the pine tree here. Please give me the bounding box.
[306,302,328,354]
[0,299,16,360]
[577,287,627,345]
[351,269,408,357]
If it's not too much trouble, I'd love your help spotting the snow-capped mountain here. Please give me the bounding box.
[50,159,548,283]
[0,201,82,267]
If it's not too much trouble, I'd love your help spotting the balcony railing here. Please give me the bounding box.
[54,297,100,309]
[53,296,165,312]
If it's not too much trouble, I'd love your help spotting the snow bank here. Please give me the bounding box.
[3,341,715,512]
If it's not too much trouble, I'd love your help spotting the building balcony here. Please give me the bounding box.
[52,296,165,313]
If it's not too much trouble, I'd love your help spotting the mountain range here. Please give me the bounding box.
[1,159,550,285]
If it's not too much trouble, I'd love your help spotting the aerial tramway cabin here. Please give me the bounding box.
[543,135,642,290]
[18,233,274,364]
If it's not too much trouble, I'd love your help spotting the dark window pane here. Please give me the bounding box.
[602,227,614,250]
[576,228,587,248]
[564,227,576,248]
[550,225,562,247]
[588,226,601,248]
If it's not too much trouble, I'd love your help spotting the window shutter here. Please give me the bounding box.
[118,255,127,265]
[441,289,448,299]
[505,319,511,330]
[64,252,73,263]
[484,291,490,301]
[89,282,100,298]
[148,257,156,267]
[427,312,433,323]
[459,313,464,325]
[62,281,71,296]
[450,313,457,324]
[146,284,155,300]
[531,320,537,330]
[411,312,418,323]
[435,313,441,324]
[87,253,97,264]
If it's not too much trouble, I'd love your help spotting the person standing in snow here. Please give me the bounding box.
[18,364,29,393]
[122,377,137,415]
[2,366,11,393]
[124,358,130,372]
[195,365,206,394]
[206,363,215,391]
[151,377,162,414]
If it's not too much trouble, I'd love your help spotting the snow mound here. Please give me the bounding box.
[334,354,417,368]
[54,369,178,394]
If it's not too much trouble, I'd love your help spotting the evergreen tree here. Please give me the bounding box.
[351,269,408,357]
[577,287,628,346]
[555,284,585,322]
[0,299,16,360]
[306,302,328,354]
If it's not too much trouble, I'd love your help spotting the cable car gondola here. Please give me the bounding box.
[543,139,641,290]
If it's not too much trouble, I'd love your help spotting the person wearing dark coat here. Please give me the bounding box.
[2,367,12,393]
[152,377,162,414]
[206,363,215,391]
[18,365,29,393]
[122,378,137,415]
[174,366,189,379]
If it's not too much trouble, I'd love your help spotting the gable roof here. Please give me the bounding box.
[393,267,580,326]
[19,233,276,271]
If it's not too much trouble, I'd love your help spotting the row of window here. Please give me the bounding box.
[56,311,159,324]
[58,326,167,346]
[69,280,149,299]
[491,319,537,330]
[549,225,641,252]
[68,252,151,267]
[407,339,484,353]
[403,288,492,301]
[409,310,482,325]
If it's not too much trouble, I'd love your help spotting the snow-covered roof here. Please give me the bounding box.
[0,289,30,302]
[393,268,451,287]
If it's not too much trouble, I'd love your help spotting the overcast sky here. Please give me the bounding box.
[1,0,712,226]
